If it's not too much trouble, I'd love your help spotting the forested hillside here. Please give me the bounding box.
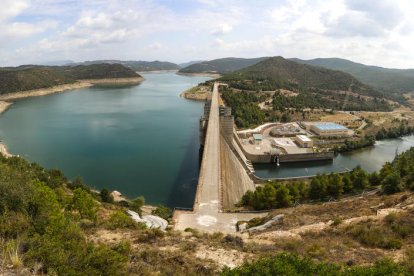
[0,66,73,94]
[178,57,269,74]
[70,60,180,71]
[221,57,384,98]
[0,64,142,94]
[292,57,414,94]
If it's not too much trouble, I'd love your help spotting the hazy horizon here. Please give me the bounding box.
[2,0,414,69]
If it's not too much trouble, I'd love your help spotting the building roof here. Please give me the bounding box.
[296,135,312,142]
[253,134,263,140]
[313,122,348,131]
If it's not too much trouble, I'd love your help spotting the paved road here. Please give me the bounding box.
[174,83,265,233]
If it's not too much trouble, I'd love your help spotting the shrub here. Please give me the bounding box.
[221,253,409,275]
[152,205,172,220]
[100,188,114,203]
[347,223,403,249]
[71,188,98,221]
[106,211,141,230]
[130,196,145,214]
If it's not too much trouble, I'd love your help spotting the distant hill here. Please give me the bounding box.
[0,64,141,94]
[178,57,269,74]
[179,60,205,68]
[59,63,140,80]
[220,56,393,111]
[291,58,414,94]
[70,60,180,71]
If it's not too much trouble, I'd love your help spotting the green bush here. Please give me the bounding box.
[347,223,403,249]
[71,188,98,221]
[106,211,142,230]
[151,205,172,220]
[221,253,410,275]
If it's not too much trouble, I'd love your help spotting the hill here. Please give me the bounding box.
[70,60,180,71]
[291,57,414,94]
[178,57,269,74]
[179,60,205,68]
[59,63,140,80]
[218,57,394,127]
[0,64,142,94]
[221,56,383,97]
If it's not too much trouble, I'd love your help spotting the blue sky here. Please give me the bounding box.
[1,0,414,68]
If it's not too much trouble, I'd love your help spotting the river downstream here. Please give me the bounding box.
[254,135,414,179]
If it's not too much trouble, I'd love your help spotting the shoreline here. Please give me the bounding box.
[0,101,12,114]
[0,77,144,102]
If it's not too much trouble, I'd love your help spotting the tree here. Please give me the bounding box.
[72,188,97,221]
[369,171,381,187]
[275,186,292,208]
[309,178,325,200]
[68,176,89,191]
[130,196,145,214]
[351,167,369,191]
[381,173,403,195]
[342,174,353,193]
[327,173,343,199]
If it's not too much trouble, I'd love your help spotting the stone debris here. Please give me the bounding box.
[127,210,168,230]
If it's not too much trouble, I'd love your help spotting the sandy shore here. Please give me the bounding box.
[0,143,13,158]
[0,101,12,114]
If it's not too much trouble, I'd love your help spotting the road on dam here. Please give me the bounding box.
[174,82,265,233]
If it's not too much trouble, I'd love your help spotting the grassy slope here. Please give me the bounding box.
[178,57,269,74]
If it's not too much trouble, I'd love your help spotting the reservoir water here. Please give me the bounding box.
[0,72,210,208]
[0,72,413,207]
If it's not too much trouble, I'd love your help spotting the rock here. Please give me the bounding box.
[245,214,284,233]
[127,210,168,231]
[238,223,248,232]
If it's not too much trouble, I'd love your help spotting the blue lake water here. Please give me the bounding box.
[0,72,210,207]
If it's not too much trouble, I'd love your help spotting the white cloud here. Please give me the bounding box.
[1,0,414,68]
[210,23,233,36]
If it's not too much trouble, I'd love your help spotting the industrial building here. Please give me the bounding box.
[295,135,313,148]
[310,122,350,137]
[252,134,263,145]
[269,123,306,137]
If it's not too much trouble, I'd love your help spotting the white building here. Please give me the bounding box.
[295,135,313,148]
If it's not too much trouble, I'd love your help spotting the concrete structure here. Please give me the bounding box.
[252,134,263,145]
[310,122,350,137]
[295,135,313,148]
[269,123,306,137]
[174,83,265,233]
